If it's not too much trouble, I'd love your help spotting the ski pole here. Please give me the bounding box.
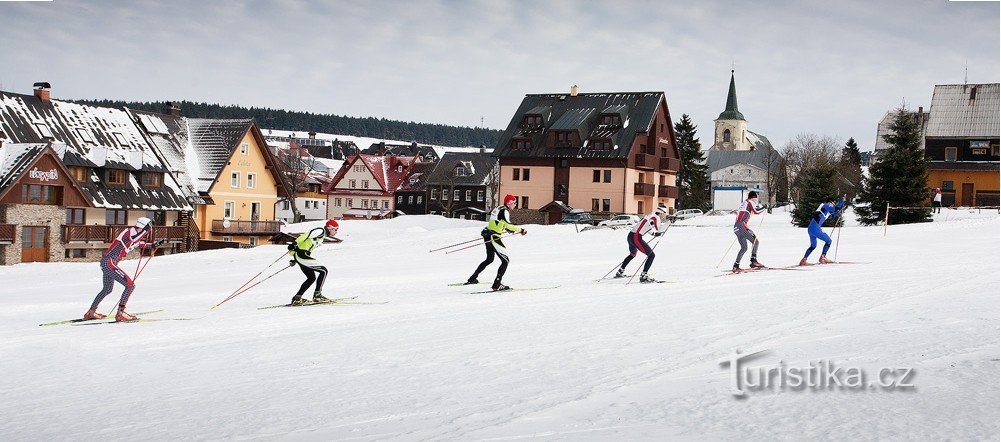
[833,216,844,262]
[210,264,293,310]
[134,245,160,281]
[715,209,764,269]
[429,236,491,253]
[626,222,672,284]
[443,232,517,254]
[210,252,289,310]
[598,230,656,281]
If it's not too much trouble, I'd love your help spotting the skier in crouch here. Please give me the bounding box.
[84,217,165,321]
[614,204,668,282]
[732,191,766,272]
[287,219,339,305]
[799,195,845,266]
[466,194,526,291]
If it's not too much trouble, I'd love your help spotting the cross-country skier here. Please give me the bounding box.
[466,194,526,291]
[799,195,845,265]
[614,204,668,282]
[732,191,766,272]
[287,219,339,305]
[84,217,165,321]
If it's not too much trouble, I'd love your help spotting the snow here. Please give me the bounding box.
[0,210,997,440]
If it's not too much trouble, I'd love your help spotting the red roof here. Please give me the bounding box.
[324,153,417,195]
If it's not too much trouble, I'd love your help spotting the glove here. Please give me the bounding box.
[653,232,664,237]
[520,228,527,236]
[288,259,296,267]
[287,243,295,251]
[154,239,167,247]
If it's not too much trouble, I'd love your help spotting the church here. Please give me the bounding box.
[705,71,786,211]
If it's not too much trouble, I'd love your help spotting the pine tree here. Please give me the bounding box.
[839,137,863,199]
[674,114,711,211]
[791,165,840,227]
[855,106,931,225]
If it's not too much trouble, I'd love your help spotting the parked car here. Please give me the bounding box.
[559,209,594,225]
[598,214,640,228]
[673,208,704,220]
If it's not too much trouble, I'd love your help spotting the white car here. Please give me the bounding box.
[673,208,704,220]
[598,214,640,228]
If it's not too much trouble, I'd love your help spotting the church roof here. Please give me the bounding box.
[717,71,745,121]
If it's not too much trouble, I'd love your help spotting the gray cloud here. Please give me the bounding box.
[1,0,997,150]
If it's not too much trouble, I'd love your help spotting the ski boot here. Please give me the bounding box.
[819,255,833,264]
[312,293,331,304]
[115,308,138,322]
[749,259,766,269]
[731,264,742,273]
[798,258,809,266]
[614,268,625,278]
[290,296,310,306]
[492,280,511,291]
[83,309,106,320]
[639,273,654,283]
[465,277,479,285]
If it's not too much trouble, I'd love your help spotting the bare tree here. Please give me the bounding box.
[484,160,500,209]
[782,133,840,201]
[275,142,318,222]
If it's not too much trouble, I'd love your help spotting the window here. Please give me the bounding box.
[354,165,363,172]
[362,199,369,208]
[723,129,731,142]
[523,115,542,127]
[592,198,600,211]
[593,170,601,182]
[604,170,612,183]
[513,168,521,181]
[520,196,528,209]
[70,167,89,182]
[522,168,531,181]
[223,236,233,242]
[224,201,234,219]
[945,147,957,162]
[455,166,468,177]
[334,198,342,207]
[347,198,353,207]
[107,169,127,186]
[65,249,87,259]
[592,140,613,150]
[383,200,389,209]
[247,173,256,189]
[282,201,290,210]
[112,133,129,146]
[76,128,95,144]
[363,180,369,189]
[603,199,611,212]
[249,237,258,246]
[349,179,357,188]
[453,190,460,201]
[417,195,423,204]
[408,195,414,204]
[66,208,85,224]
[555,131,575,147]
[230,172,240,188]
[34,123,53,138]
[465,190,472,201]
[942,180,954,191]
[240,143,249,155]
[22,184,60,205]
[397,165,403,173]
[477,190,484,202]
[513,139,533,150]
[431,188,438,200]
[141,172,162,188]
[398,195,403,204]
[105,209,127,225]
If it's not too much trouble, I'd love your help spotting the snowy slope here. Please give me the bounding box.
[0,209,997,440]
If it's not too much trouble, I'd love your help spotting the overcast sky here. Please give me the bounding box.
[1,0,998,151]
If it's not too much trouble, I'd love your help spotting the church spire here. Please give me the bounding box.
[717,70,745,121]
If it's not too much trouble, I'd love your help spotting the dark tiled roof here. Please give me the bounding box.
[926,161,1000,171]
[706,135,782,172]
[129,109,205,204]
[925,83,999,138]
[398,161,437,192]
[424,152,497,186]
[0,143,46,190]
[494,92,664,160]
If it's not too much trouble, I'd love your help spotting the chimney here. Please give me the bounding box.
[309,131,316,139]
[570,85,579,97]
[479,144,486,153]
[918,106,924,128]
[165,102,181,117]
[33,82,51,102]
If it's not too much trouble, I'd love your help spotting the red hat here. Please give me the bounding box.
[325,219,339,229]
[504,194,517,205]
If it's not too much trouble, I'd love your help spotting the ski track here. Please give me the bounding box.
[0,211,997,440]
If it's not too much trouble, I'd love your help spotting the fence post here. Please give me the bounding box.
[883,203,890,237]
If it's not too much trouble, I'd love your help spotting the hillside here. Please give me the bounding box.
[72,99,503,148]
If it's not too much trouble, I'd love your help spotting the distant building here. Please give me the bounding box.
[425,152,498,220]
[395,161,436,216]
[494,87,681,224]
[874,108,928,154]
[362,141,439,163]
[324,154,416,220]
[705,72,785,211]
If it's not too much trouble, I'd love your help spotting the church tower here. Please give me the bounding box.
[713,71,752,151]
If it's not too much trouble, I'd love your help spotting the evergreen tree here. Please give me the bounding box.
[791,165,840,227]
[838,137,863,199]
[855,106,931,225]
[673,114,711,211]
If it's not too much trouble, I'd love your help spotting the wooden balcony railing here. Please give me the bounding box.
[0,224,14,244]
[659,157,681,173]
[658,185,680,199]
[634,153,656,170]
[62,224,188,243]
[634,182,656,196]
[211,219,282,235]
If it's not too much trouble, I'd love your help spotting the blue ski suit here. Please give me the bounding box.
[804,199,844,258]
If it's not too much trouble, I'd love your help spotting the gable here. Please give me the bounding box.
[0,145,91,207]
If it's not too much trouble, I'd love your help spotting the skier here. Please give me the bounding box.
[287,219,339,305]
[799,195,845,265]
[732,191,766,272]
[614,204,668,282]
[84,217,165,321]
[466,194,526,291]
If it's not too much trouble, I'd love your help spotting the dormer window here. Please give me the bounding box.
[397,165,403,173]
[591,139,613,151]
[106,169,127,186]
[600,115,621,126]
[554,131,576,148]
[141,172,163,188]
[454,165,468,177]
[523,115,543,128]
[513,139,533,150]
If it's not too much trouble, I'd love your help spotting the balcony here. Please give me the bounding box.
[62,225,188,243]
[211,219,282,235]
[634,182,656,196]
[634,153,656,170]
[658,185,680,199]
[659,157,681,173]
[0,224,14,244]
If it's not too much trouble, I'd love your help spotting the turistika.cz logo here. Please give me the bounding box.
[719,349,916,397]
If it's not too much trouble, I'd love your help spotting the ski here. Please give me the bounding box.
[720,266,805,276]
[467,285,561,294]
[628,278,676,284]
[39,309,165,327]
[71,317,194,326]
[448,282,483,287]
[258,296,390,310]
